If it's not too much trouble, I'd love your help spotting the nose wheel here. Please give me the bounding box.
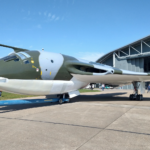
[129,82,143,101]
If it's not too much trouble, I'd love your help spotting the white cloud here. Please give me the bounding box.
[76,52,104,62]
[48,13,51,17]
[55,17,59,21]
[52,15,55,19]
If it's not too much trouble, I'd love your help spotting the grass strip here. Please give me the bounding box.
[0,89,100,100]
[79,89,100,93]
[0,92,36,100]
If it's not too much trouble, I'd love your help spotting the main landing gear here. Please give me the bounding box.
[57,93,70,104]
[129,82,143,101]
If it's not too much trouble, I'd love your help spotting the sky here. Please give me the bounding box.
[0,0,150,61]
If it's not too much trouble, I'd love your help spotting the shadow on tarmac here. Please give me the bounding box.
[0,92,150,113]
[72,92,128,102]
[71,92,150,102]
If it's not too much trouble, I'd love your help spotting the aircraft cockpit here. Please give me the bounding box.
[0,52,31,64]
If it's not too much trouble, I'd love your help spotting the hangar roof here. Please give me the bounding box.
[97,35,150,63]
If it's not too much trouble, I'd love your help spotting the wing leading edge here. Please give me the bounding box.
[0,44,29,53]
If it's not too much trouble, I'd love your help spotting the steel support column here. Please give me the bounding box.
[113,52,115,67]
[141,41,143,54]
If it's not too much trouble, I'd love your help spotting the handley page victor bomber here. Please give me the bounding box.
[0,44,149,102]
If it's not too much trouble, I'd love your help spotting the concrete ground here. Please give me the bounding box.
[0,90,150,150]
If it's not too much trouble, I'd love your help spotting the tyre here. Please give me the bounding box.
[136,95,140,100]
[139,95,143,101]
[129,94,133,100]
[136,95,143,101]
[59,99,63,104]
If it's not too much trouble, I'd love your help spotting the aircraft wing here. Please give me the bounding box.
[0,44,29,53]
[65,60,150,86]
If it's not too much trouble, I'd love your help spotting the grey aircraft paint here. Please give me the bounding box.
[39,51,64,80]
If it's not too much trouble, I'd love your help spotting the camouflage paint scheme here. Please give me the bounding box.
[0,48,94,81]
[0,51,41,79]
[0,43,150,97]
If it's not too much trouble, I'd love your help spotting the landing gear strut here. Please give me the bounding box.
[129,82,143,101]
[57,93,70,104]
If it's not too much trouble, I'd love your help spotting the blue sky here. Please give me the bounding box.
[0,0,150,61]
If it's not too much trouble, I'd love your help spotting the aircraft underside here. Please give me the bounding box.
[0,77,88,98]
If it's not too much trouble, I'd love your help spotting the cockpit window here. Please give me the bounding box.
[0,52,31,62]
[16,52,31,60]
[20,52,30,58]
[16,53,26,60]
[0,54,18,62]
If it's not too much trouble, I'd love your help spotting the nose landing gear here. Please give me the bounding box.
[129,82,143,101]
[57,93,70,104]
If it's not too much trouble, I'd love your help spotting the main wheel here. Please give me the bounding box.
[139,95,143,101]
[136,95,140,100]
[136,95,143,101]
[129,94,133,100]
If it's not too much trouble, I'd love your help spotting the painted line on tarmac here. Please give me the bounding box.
[1,116,150,137]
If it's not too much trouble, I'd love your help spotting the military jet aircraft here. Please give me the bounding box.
[0,44,149,102]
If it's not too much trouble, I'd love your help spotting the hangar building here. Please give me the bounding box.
[96,35,150,90]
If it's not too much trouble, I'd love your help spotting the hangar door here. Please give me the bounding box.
[144,57,150,88]
[144,57,150,73]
